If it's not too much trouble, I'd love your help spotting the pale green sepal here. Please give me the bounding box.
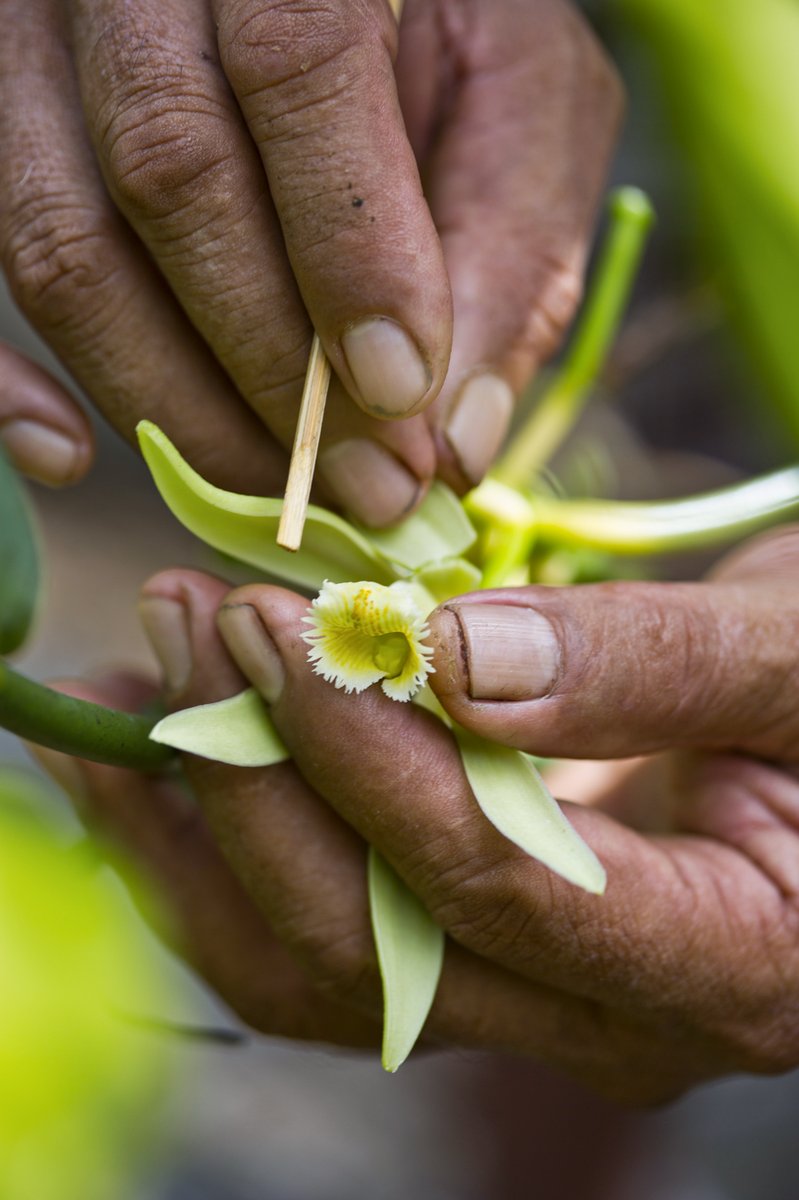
[356,482,476,571]
[413,557,483,604]
[137,421,395,590]
[368,846,445,1073]
[150,689,289,767]
[456,731,606,895]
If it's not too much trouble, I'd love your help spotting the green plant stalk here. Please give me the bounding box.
[533,466,799,554]
[480,523,535,589]
[0,446,40,655]
[0,662,172,770]
[495,187,655,488]
[466,466,799,561]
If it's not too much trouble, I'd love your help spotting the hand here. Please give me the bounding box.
[0,343,92,486]
[0,0,621,520]
[32,528,799,1102]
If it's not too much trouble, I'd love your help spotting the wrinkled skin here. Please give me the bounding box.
[32,526,799,1105]
[0,0,621,515]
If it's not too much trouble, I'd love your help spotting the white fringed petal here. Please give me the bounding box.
[302,580,434,702]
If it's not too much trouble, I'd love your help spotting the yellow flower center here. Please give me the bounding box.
[371,633,411,680]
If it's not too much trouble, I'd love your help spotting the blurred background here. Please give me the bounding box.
[3,1,799,1196]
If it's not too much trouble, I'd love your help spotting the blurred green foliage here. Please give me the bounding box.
[0,768,170,1200]
[620,0,799,445]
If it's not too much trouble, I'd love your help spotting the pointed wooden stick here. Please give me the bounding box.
[277,333,331,550]
[276,0,405,553]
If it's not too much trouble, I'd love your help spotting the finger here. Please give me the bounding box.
[216,585,799,1090]
[68,0,435,525]
[407,0,623,488]
[27,672,378,1046]
[427,568,799,763]
[214,0,453,419]
[0,0,286,494]
[0,342,93,485]
[138,568,382,1012]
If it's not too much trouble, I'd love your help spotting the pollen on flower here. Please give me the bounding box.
[301,580,434,702]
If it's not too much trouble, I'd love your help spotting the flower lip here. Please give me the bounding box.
[301,580,434,702]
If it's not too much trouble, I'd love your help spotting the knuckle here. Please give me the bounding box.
[298,918,379,1007]
[88,18,235,216]
[425,847,543,959]
[713,952,799,1074]
[218,0,392,110]
[103,97,234,217]
[4,199,119,332]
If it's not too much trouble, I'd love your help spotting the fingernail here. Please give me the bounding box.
[0,419,80,486]
[27,744,87,801]
[139,596,192,694]
[341,318,431,417]
[444,375,514,485]
[319,439,421,527]
[453,603,560,700]
[217,604,285,704]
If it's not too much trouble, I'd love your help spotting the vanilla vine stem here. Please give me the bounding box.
[0,661,172,770]
[495,186,655,488]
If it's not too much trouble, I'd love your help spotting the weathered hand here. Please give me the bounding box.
[0,0,621,519]
[33,529,799,1102]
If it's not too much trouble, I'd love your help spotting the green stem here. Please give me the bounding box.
[480,525,535,589]
[533,466,799,554]
[495,187,655,487]
[0,662,172,770]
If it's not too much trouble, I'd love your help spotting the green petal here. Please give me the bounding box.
[0,446,40,654]
[150,689,289,766]
[456,731,606,895]
[413,557,483,604]
[137,421,396,590]
[368,847,444,1073]
[357,482,476,571]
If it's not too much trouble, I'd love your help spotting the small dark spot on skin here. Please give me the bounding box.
[347,182,353,189]
[199,49,213,61]
[370,216,375,223]
[352,197,364,208]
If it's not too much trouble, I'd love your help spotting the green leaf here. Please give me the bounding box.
[356,482,476,571]
[0,446,40,654]
[413,557,483,605]
[456,730,606,895]
[368,847,444,1073]
[137,421,396,590]
[150,689,289,766]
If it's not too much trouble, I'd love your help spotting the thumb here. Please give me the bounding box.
[428,540,799,763]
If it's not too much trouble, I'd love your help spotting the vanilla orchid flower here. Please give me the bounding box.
[302,580,434,702]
